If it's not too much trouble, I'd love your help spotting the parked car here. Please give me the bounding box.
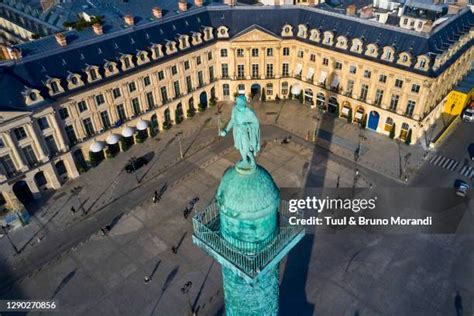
[124,157,148,173]
[455,181,470,197]
[462,107,474,122]
[468,144,474,161]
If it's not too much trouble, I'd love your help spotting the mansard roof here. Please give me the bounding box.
[0,5,472,111]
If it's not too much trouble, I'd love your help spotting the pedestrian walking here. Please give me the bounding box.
[171,246,177,254]
[144,276,150,284]
[153,190,158,204]
[70,206,76,214]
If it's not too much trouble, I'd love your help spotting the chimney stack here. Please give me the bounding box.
[152,7,162,18]
[124,15,134,26]
[55,33,67,47]
[92,23,103,35]
[346,4,357,16]
[6,46,22,60]
[178,0,187,11]
[195,0,203,7]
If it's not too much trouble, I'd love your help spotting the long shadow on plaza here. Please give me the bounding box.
[280,106,338,315]
[0,260,30,316]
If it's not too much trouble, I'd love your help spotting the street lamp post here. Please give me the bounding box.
[70,186,86,215]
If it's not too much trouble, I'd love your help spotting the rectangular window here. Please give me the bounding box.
[21,145,38,167]
[335,62,342,70]
[395,79,404,88]
[146,92,154,109]
[0,154,17,177]
[252,64,259,78]
[174,81,181,97]
[266,64,274,77]
[59,108,69,120]
[283,47,290,56]
[207,51,213,61]
[171,65,178,76]
[196,56,202,65]
[220,49,228,57]
[65,125,77,144]
[132,98,141,116]
[82,117,95,137]
[116,104,126,121]
[390,94,399,111]
[13,127,27,140]
[198,71,204,87]
[322,58,329,66]
[209,66,214,82]
[310,54,316,62]
[282,63,289,77]
[143,76,151,86]
[186,76,193,92]
[363,70,371,79]
[78,100,88,112]
[266,48,273,57]
[251,48,259,57]
[375,89,384,106]
[360,84,369,101]
[100,111,111,129]
[128,82,137,93]
[158,71,165,81]
[90,69,98,81]
[379,74,387,83]
[237,65,245,79]
[221,64,229,78]
[223,84,230,96]
[112,87,122,99]
[237,49,244,57]
[45,135,59,156]
[184,60,190,70]
[406,100,416,117]
[37,117,49,130]
[95,94,105,106]
[349,65,357,74]
[346,80,354,95]
[297,50,304,58]
[161,87,168,103]
[411,84,420,93]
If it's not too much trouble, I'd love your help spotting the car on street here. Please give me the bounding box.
[455,181,470,197]
[462,106,474,122]
[124,157,148,173]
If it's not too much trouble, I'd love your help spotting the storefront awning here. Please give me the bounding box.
[307,67,315,80]
[355,109,365,120]
[137,120,149,131]
[122,126,135,138]
[106,134,121,145]
[295,63,303,75]
[291,84,302,96]
[90,141,105,153]
[319,71,327,84]
[342,107,350,115]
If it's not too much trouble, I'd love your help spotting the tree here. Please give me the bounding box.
[198,103,206,112]
[261,88,266,102]
[405,129,412,145]
[389,123,396,139]
[361,114,367,129]
[347,108,353,123]
[187,108,195,118]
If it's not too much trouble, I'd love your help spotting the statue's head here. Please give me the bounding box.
[236,95,247,110]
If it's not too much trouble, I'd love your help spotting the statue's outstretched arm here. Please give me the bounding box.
[220,114,234,137]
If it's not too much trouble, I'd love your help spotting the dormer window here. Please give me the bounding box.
[415,55,429,71]
[30,92,38,101]
[136,51,150,65]
[192,32,202,45]
[297,24,307,38]
[178,35,190,50]
[103,61,118,77]
[382,47,395,62]
[365,44,378,57]
[281,24,293,37]
[23,88,44,105]
[91,69,98,80]
[203,27,213,41]
[323,31,334,46]
[397,52,412,66]
[350,38,363,54]
[165,41,177,54]
[336,36,348,49]
[217,26,229,38]
[45,77,64,95]
[151,44,163,59]
[66,72,83,89]
[84,65,102,82]
[309,29,320,42]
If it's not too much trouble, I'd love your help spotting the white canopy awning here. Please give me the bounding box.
[291,84,302,96]
[319,71,327,84]
[342,107,350,115]
[106,134,121,145]
[331,75,340,87]
[136,120,149,131]
[355,110,364,120]
[122,126,135,137]
[294,63,303,75]
[306,67,315,80]
[90,141,105,153]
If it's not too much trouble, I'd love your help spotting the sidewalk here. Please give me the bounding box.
[252,99,426,183]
